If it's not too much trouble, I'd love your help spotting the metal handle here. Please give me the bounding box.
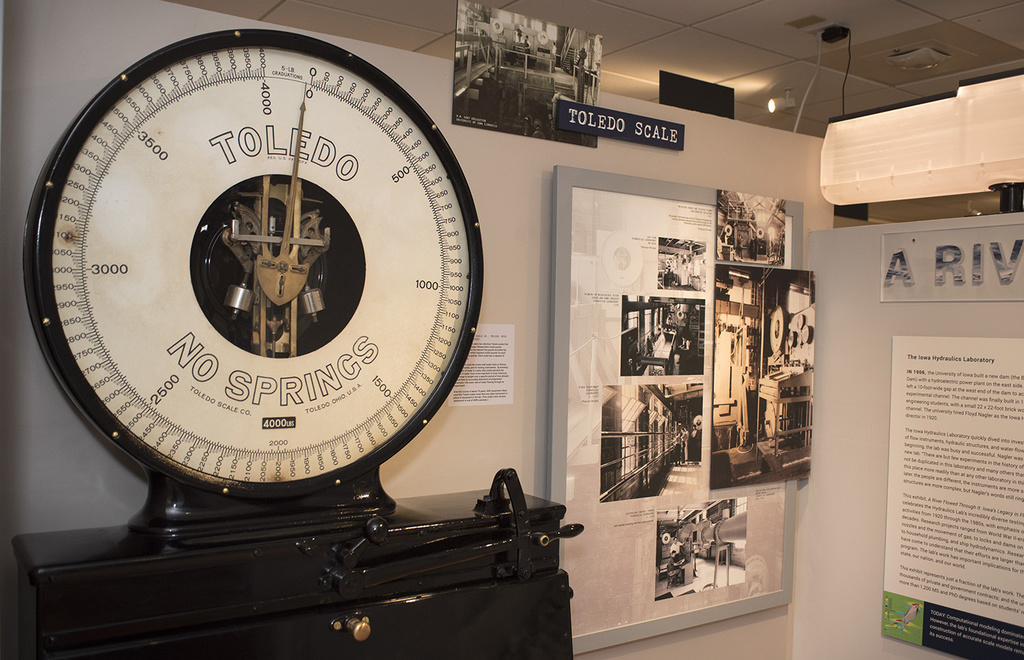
[332,615,371,642]
[531,523,585,547]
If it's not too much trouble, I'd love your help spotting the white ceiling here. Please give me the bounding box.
[165,0,1024,221]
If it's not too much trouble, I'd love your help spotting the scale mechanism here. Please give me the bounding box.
[14,469,581,658]
[17,29,581,659]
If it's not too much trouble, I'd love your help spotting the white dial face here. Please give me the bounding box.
[31,32,480,495]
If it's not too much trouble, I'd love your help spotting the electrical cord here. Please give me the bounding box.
[841,28,852,115]
[793,35,822,133]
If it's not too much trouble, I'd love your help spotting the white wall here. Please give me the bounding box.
[794,213,1024,660]
[0,0,831,657]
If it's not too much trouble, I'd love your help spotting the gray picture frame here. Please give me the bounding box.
[549,166,798,652]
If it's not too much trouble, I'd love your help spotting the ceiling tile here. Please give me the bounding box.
[161,0,1024,142]
[299,0,459,34]
[815,20,1024,87]
[897,58,1024,96]
[416,34,458,59]
[794,115,827,138]
[735,100,829,136]
[164,0,281,19]
[721,60,886,110]
[599,0,762,27]
[803,86,920,122]
[736,86,915,135]
[504,0,679,53]
[733,100,797,129]
[955,2,1024,50]
[734,100,766,121]
[598,70,663,102]
[899,0,1020,21]
[263,1,446,51]
[599,70,660,103]
[603,27,792,85]
[698,0,940,60]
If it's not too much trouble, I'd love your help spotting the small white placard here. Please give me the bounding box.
[449,324,514,406]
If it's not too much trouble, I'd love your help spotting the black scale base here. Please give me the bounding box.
[13,469,579,659]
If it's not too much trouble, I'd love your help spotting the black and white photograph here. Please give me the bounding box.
[655,499,747,600]
[658,238,707,292]
[621,296,704,377]
[711,265,813,489]
[716,190,787,265]
[453,1,602,146]
[599,384,703,503]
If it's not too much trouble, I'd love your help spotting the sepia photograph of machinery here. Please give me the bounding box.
[657,238,707,292]
[655,499,747,600]
[711,265,814,489]
[452,0,602,145]
[599,384,703,503]
[620,296,705,377]
[715,190,786,266]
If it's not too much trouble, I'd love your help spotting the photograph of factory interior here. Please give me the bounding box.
[716,191,787,266]
[452,1,601,143]
[621,296,705,377]
[600,384,703,503]
[656,499,748,600]
[658,238,708,292]
[711,266,814,490]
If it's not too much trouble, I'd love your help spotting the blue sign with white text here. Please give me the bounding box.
[556,99,685,151]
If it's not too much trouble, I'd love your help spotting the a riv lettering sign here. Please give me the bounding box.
[881,223,1024,302]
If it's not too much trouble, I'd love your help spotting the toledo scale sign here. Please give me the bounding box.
[556,99,684,151]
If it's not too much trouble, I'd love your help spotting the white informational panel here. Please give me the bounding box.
[795,212,1024,660]
[884,335,1024,658]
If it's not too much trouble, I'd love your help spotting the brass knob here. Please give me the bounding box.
[333,615,370,642]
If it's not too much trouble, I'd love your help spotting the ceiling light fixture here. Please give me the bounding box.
[820,70,1024,205]
[768,88,795,113]
[886,46,951,70]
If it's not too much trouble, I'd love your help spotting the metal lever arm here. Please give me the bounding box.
[336,516,389,568]
[328,468,583,598]
[531,523,585,547]
[331,533,518,598]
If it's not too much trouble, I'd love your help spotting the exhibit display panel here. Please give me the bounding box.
[1,2,831,659]
[550,167,799,652]
[797,212,1024,660]
[885,335,1024,659]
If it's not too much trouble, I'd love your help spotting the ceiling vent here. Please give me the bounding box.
[886,46,951,70]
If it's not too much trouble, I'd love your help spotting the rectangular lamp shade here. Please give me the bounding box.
[820,71,1024,205]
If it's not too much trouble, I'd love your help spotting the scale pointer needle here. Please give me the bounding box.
[280,100,306,257]
[255,99,310,306]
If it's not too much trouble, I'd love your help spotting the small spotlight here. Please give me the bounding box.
[768,88,795,113]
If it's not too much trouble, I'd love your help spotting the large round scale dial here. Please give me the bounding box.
[25,30,482,498]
